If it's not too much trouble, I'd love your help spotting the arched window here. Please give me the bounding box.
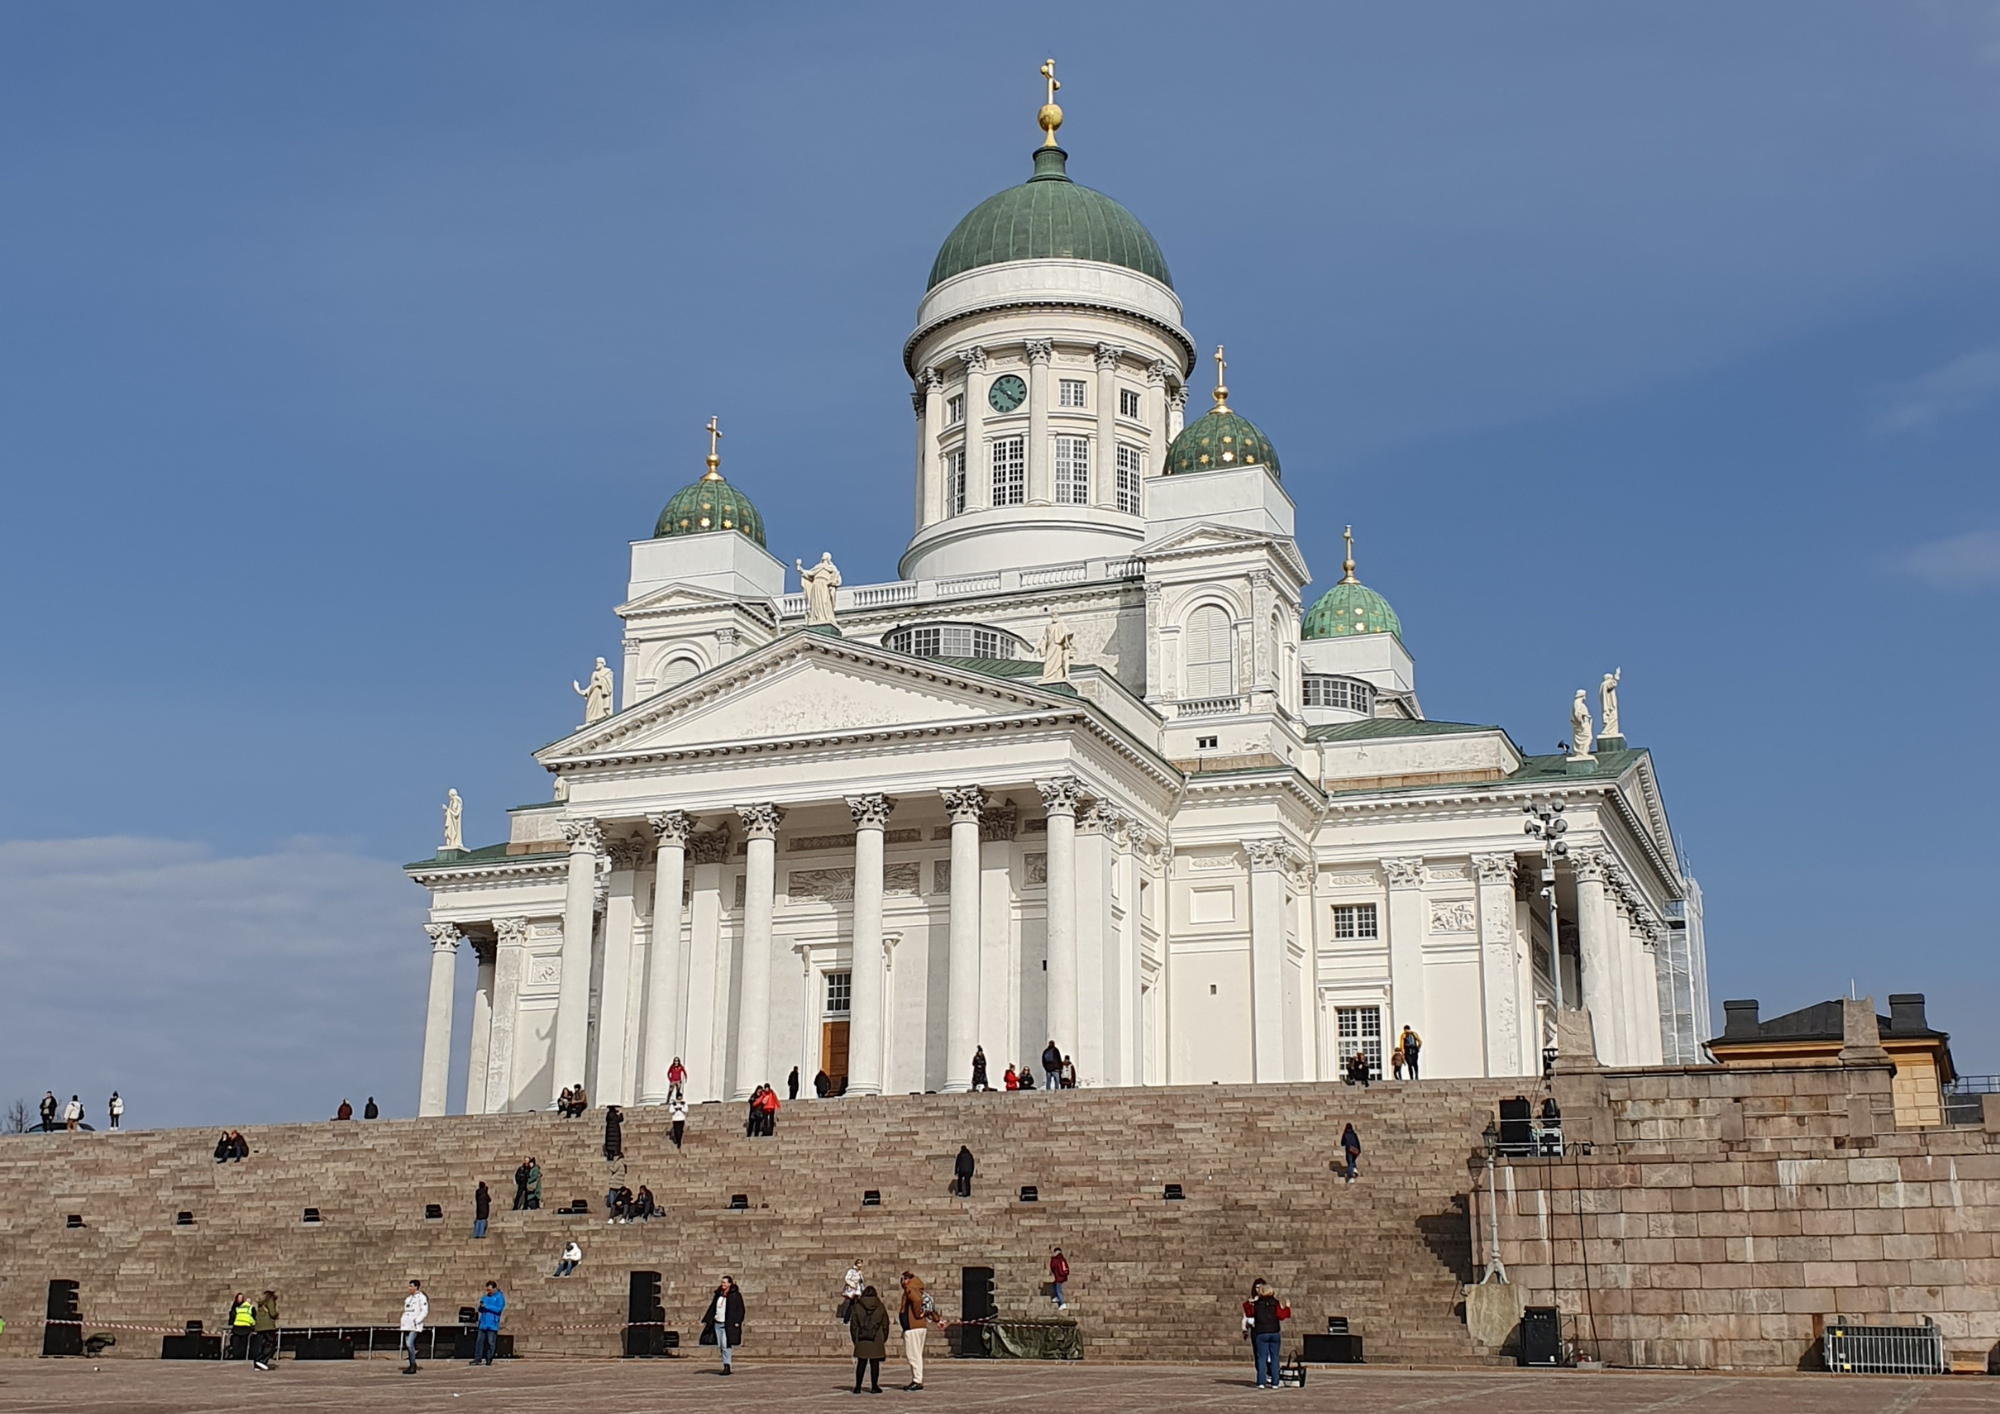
[659,657,702,689]
[1184,605,1234,697]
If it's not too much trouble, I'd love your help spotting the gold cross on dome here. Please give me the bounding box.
[703,415,722,478]
[1211,345,1230,413]
[1340,524,1358,584]
[1041,58,1059,106]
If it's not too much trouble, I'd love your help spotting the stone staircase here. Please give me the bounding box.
[0,1080,1522,1364]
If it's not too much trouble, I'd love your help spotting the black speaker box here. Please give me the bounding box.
[1519,1305,1561,1366]
[160,1334,222,1360]
[1301,1333,1362,1363]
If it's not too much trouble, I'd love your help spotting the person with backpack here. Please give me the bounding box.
[1048,1247,1070,1310]
[1400,1025,1423,1080]
[898,1270,937,1391]
[1242,1278,1291,1389]
[107,1091,123,1131]
[1041,1040,1062,1092]
[1341,1123,1362,1184]
[846,1283,889,1394]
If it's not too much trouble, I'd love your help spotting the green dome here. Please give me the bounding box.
[654,471,766,547]
[1165,408,1280,478]
[928,148,1172,292]
[1303,579,1401,640]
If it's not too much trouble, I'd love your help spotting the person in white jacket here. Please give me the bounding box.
[399,1280,428,1375]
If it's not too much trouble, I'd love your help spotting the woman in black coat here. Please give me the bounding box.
[699,1276,747,1374]
[603,1105,624,1162]
[847,1285,889,1394]
[953,1145,975,1198]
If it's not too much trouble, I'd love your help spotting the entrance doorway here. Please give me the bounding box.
[821,969,851,1089]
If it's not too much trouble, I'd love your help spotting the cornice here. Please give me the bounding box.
[903,297,1195,377]
[404,856,567,888]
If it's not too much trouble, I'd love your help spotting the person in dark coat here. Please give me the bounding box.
[603,1105,624,1162]
[700,1275,746,1375]
[787,1066,800,1101]
[1041,1040,1062,1091]
[512,1160,530,1211]
[814,1069,831,1098]
[1341,1123,1362,1183]
[953,1145,975,1198]
[847,1284,889,1394]
[524,1157,542,1210]
[473,1180,492,1238]
[970,1046,990,1091]
[363,1097,379,1119]
[214,1132,233,1163]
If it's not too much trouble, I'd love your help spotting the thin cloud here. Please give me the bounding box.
[1873,347,2000,431]
[0,837,425,1130]
[1899,528,2000,590]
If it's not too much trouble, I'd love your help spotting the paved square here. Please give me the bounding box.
[0,1358,1994,1414]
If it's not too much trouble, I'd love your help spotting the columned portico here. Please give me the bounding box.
[1474,852,1523,1077]
[1037,776,1083,1056]
[845,793,894,1096]
[639,811,692,1104]
[464,938,494,1115]
[418,922,461,1116]
[595,837,647,1104]
[553,818,602,1093]
[940,785,986,1091]
[488,917,529,1112]
[1572,849,1623,1064]
[733,802,784,1099]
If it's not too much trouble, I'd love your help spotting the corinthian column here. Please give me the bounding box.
[1026,340,1054,505]
[1474,853,1523,1077]
[1383,858,1427,1051]
[732,803,784,1099]
[1094,344,1123,510]
[1245,840,1290,1082]
[917,366,944,530]
[845,794,895,1096]
[1146,361,1172,473]
[638,811,692,1104]
[465,939,494,1115]
[1037,776,1083,1055]
[418,923,462,1116]
[1572,849,1621,1064]
[486,917,529,1112]
[552,819,603,1093]
[960,347,990,512]
[940,785,986,1092]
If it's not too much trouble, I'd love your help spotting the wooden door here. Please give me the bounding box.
[821,1020,850,1087]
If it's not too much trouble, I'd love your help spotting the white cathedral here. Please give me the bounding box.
[407,76,1710,1116]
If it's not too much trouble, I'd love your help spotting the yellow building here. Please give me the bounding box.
[1708,993,1956,1128]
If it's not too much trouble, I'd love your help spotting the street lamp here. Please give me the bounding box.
[1522,797,1569,1062]
[1480,1118,1508,1285]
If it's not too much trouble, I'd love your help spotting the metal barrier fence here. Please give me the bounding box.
[1943,1075,1998,1127]
[1822,1317,1944,1375]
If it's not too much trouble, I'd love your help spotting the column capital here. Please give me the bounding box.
[1383,857,1425,889]
[423,922,463,953]
[1024,339,1054,366]
[559,818,604,853]
[1093,342,1126,372]
[1168,386,1189,409]
[1473,852,1519,886]
[494,916,530,947]
[1146,359,1173,389]
[737,802,785,840]
[919,364,944,394]
[939,785,988,824]
[957,345,989,374]
[1571,848,1608,885]
[648,810,696,846]
[606,836,650,871]
[1245,838,1289,872]
[845,793,897,830]
[1035,775,1084,817]
[1079,800,1126,837]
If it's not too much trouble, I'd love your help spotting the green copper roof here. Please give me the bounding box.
[654,472,766,547]
[1165,408,1280,478]
[927,147,1172,292]
[1306,719,1496,743]
[1302,579,1401,640]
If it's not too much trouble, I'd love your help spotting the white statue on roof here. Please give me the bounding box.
[573,656,614,724]
[797,552,842,626]
[1037,607,1076,685]
[1600,668,1622,739]
[1569,689,1595,758]
[442,789,463,852]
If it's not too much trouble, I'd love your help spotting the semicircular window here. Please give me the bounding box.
[883,621,1028,662]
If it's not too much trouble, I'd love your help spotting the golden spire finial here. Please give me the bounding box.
[1210,344,1230,414]
[1339,524,1359,584]
[702,415,723,480]
[1037,59,1063,147]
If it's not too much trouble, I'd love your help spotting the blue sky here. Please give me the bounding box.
[3,5,1997,1126]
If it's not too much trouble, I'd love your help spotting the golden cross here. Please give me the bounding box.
[1214,344,1226,389]
[1341,525,1357,583]
[1041,58,1059,106]
[703,415,722,478]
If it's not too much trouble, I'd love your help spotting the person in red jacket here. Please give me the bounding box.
[757,1085,780,1136]
[1243,1279,1290,1388]
[1048,1247,1070,1310]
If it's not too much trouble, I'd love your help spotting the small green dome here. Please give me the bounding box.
[1303,580,1401,640]
[928,148,1172,292]
[1165,408,1280,478]
[654,471,765,547]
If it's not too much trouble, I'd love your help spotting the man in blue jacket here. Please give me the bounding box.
[472,1282,505,1366]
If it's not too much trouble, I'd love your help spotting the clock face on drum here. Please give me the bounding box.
[988,374,1027,413]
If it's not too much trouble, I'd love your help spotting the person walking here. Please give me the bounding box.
[228,1291,256,1361]
[473,1181,492,1238]
[63,1095,82,1131]
[787,1066,800,1101]
[847,1283,889,1394]
[953,1145,975,1198]
[667,1056,686,1099]
[670,1094,688,1149]
[1340,1123,1362,1184]
[250,1289,279,1370]
[898,1271,935,1391]
[554,1240,582,1277]
[814,1068,831,1098]
[398,1280,428,1375]
[363,1097,379,1119]
[701,1274,745,1375]
[107,1091,123,1131]
[512,1159,530,1211]
[603,1104,624,1162]
[970,1046,990,1092]
[1048,1247,1069,1310]
[1242,1279,1290,1389]
[840,1259,864,1322]
[1390,1045,1405,1081]
[1041,1040,1062,1091]
[1400,1026,1423,1080]
[472,1281,505,1365]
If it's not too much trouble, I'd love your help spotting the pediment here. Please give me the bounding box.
[1138,522,1276,556]
[617,582,744,616]
[539,635,1062,761]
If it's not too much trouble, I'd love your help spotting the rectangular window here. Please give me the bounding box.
[1336,1005,1383,1080]
[1115,444,1142,514]
[991,437,1024,506]
[824,970,852,1016]
[1332,903,1379,941]
[1054,435,1090,505]
[969,627,1008,658]
[944,448,966,516]
[1119,387,1142,420]
[1059,378,1087,409]
[945,393,964,427]
[1195,735,1218,750]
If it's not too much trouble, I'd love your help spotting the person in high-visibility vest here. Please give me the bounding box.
[230,1292,256,1359]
